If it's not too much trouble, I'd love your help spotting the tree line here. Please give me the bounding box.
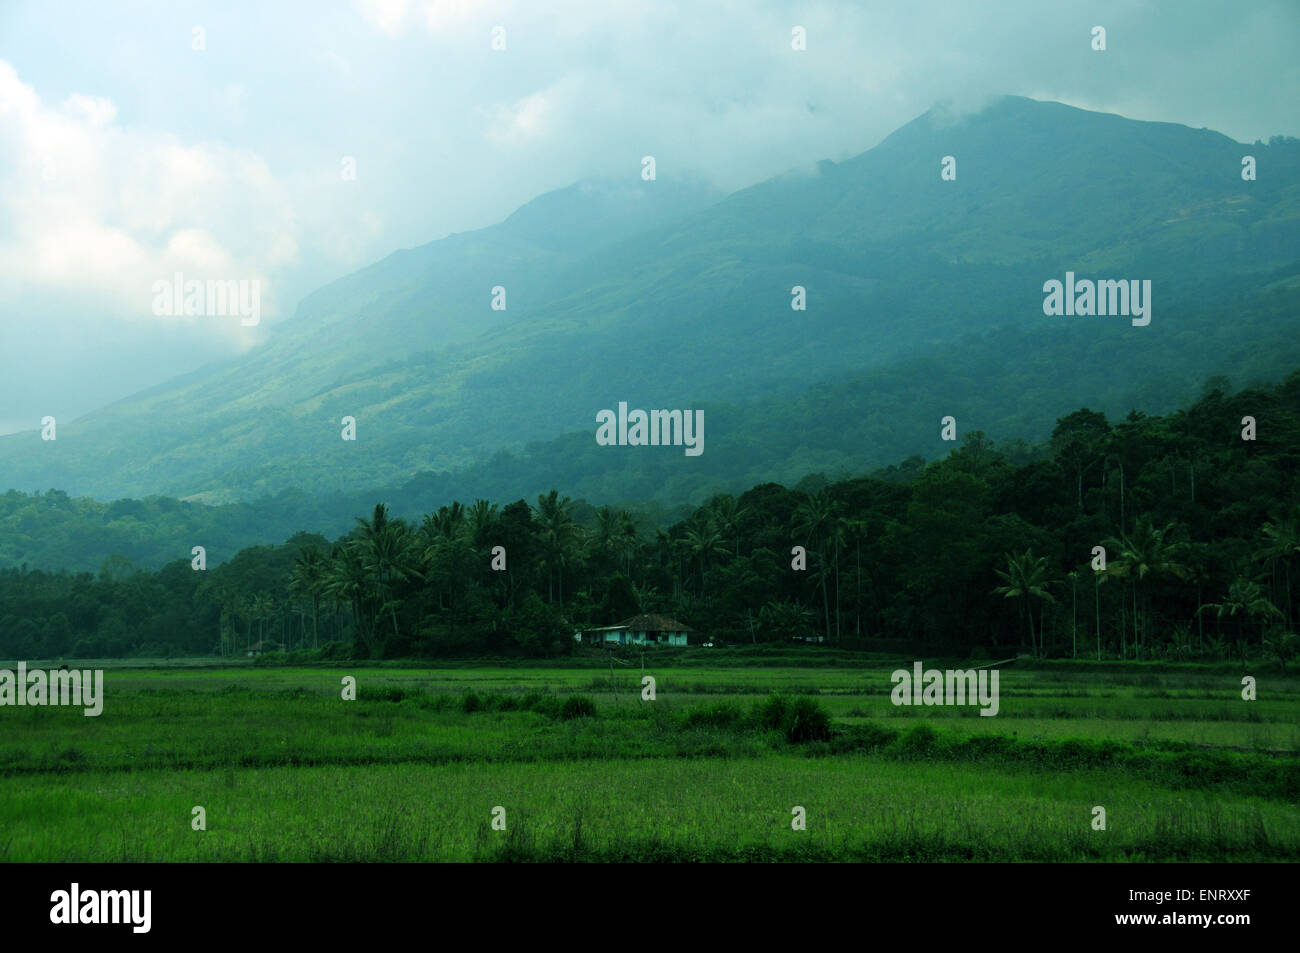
[1,371,1298,666]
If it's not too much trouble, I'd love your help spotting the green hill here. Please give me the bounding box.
[2,95,1297,511]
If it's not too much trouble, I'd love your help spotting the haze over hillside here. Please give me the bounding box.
[2,96,1298,510]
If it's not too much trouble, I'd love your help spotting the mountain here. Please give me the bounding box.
[2,95,1298,507]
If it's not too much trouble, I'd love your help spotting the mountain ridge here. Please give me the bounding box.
[2,95,1298,505]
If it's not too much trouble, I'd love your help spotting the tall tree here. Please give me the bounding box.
[993,549,1057,656]
[1103,518,1187,659]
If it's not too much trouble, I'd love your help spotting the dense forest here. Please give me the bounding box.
[2,370,1298,666]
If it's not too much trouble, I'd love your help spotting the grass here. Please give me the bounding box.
[0,658,1296,861]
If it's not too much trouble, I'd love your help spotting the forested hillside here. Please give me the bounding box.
[4,370,1297,665]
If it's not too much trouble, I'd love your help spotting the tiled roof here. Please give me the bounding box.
[614,614,695,633]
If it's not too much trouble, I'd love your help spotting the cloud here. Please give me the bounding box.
[354,0,503,35]
[0,0,1296,437]
[0,59,297,343]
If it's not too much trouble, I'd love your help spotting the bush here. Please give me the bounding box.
[781,696,832,743]
[751,693,832,743]
[559,695,598,720]
[894,723,941,757]
[752,693,791,732]
[462,691,483,713]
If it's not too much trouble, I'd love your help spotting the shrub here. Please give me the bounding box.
[894,723,941,757]
[751,693,832,743]
[781,696,832,743]
[462,691,483,713]
[752,693,791,732]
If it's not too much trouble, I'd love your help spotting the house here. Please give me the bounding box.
[573,614,695,647]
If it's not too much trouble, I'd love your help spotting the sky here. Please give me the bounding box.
[0,0,1297,436]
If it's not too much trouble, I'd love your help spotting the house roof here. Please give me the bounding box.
[614,614,695,633]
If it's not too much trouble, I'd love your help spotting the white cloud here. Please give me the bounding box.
[355,0,510,34]
[485,88,551,145]
[353,0,412,36]
[0,59,298,340]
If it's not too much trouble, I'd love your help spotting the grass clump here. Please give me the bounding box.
[752,693,832,743]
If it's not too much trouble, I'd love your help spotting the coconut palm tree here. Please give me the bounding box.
[593,506,623,567]
[843,518,870,639]
[684,518,727,597]
[353,505,420,646]
[794,490,842,644]
[709,495,748,558]
[617,509,640,577]
[290,547,326,650]
[533,490,581,607]
[467,499,499,548]
[1199,577,1283,663]
[249,592,276,650]
[325,542,374,655]
[1103,517,1187,659]
[1256,508,1300,627]
[1066,569,1080,658]
[993,549,1057,656]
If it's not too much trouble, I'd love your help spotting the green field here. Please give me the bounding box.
[2,654,1297,861]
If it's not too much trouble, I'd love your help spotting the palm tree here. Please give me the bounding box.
[1102,453,1126,532]
[826,514,848,643]
[1066,569,1080,658]
[684,518,727,597]
[429,501,466,540]
[1263,631,1300,675]
[290,548,326,650]
[1257,508,1300,627]
[1103,518,1187,659]
[1093,566,1103,660]
[617,510,640,577]
[325,542,374,654]
[353,504,420,646]
[467,499,499,548]
[249,593,275,650]
[594,506,622,566]
[533,490,581,606]
[993,549,1057,656]
[653,529,684,597]
[759,598,815,642]
[709,495,748,558]
[843,518,870,639]
[794,490,841,644]
[1199,577,1283,663]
